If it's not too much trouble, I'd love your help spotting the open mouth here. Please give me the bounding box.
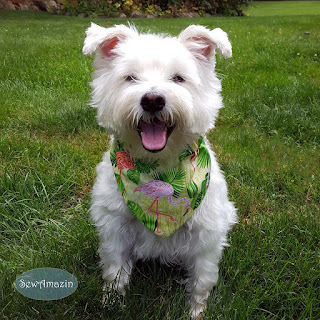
[137,118,175,153]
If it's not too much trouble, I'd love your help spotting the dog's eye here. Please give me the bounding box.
[125,75,138,82]
[172,75,185,83]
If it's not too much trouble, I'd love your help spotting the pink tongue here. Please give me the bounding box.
[140,119,167,151]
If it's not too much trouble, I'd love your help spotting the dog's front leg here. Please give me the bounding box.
[186,248,221,319]
[98,227,133,298]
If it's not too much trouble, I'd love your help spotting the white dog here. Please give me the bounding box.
[83,23,237,319]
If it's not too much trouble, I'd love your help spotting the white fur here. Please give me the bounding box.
[84,23,237,319]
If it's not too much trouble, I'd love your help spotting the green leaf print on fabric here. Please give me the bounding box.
[191,173,210,209]
[152,166,186,198]
[134,159,159,174]
[191,192,204,210]
[127,200,143,217]
[143,213,157,232]
[127,169,140,185]
[110,152,117,167]
[127,200,156,231]
[201,172,210,196]
[178,144,194,162]
[187,180,198,198]
[197,136,211,169]
[111,141,126,168]
[114,173,126,197]
[116,141,125,152]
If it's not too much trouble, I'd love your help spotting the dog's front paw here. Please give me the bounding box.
[101,263,132,297]
[187,279,213,320]
[101,283,110,305]
[189,300,206,320]
[101,282,126,306]
[193,313,204,320]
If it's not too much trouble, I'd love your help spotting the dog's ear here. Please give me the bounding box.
[178,25,232,61]
[83,23,136,57]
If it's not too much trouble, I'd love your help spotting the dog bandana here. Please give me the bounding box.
[110,136,211,237]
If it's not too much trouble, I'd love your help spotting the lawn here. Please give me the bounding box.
[0,5,319,320]
[248,1,320,16]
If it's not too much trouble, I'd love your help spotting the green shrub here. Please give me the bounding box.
[61,0,118,17]
[61,0,250,17]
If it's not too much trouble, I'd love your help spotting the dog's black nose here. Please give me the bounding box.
[141,93,165,114]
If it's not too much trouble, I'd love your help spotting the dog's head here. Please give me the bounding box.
[83,23,231,154]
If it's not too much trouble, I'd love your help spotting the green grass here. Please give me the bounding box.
[1,7,319,320]
[248,1,320,16]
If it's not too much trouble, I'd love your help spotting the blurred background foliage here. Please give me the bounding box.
[61,0,250,17]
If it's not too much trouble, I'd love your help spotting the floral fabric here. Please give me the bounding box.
[110,136,211,237]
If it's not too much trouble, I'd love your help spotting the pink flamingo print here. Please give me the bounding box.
[134,180,190,234]
[116,151,135,183]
